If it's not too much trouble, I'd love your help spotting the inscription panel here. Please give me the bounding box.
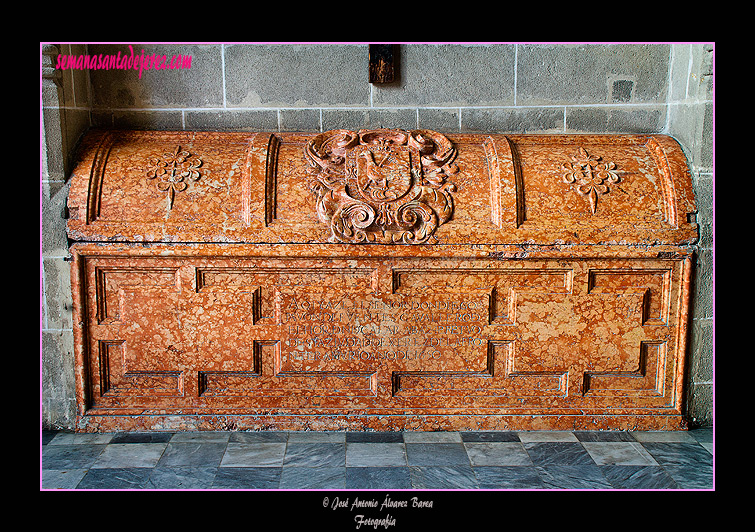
[278,290,490,374]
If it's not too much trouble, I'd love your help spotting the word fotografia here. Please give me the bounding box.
[354,514,396,530]
[54,45,192,79]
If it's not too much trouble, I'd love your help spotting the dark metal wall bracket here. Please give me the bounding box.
[369,44,395,84]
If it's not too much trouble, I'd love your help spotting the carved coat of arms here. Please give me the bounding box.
[304,129,458,244]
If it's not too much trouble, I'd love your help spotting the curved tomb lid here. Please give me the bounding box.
[66,128,698,247]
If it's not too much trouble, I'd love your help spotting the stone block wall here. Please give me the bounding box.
[41,43,714,429]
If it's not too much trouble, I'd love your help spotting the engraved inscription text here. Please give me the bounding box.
[277,291,489,373]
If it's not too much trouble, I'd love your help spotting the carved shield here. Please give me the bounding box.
[305,128,458,244]
[352,144,414,203]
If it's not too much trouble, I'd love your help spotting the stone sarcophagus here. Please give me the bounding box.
[67,128,697,432]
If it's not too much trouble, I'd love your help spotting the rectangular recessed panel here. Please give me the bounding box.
[98,341,184,398]
[277,289,490,374]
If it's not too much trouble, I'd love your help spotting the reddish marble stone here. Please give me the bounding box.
[67,129,696,432]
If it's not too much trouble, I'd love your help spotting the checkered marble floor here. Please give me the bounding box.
[41,428,713,490]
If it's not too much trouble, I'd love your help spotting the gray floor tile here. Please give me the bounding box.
[347,432,403,443]
[284,443,345,467]
[631,431,696,443]
[91,443,167,469]
[280,466,346,489]
[287,432,345,443]
[220,443,286,467]
[346,467,412,489]
[42,469,88,489]
[49,432,115,445]
[42,430,58,445]
[574,431,636,442]
[523,442,596,466]
[465,442,532,466]
[110,432,173,444]
[519,431,579,442]
[601,465,678,489]
[409,465,478,489]
[403,432,462,443]
[42,444,107,470]
[582,442,658,466]
[461,431,519,442]
[640,442,713,468]
[536,465,613,489]
[405,443,470,466]
[230,432,288,443]
[157,442,227,468]
[213,467,281,489]
[474,466,545,489]
[76,467,152,489]
[346,443,407,467]
[664,464,714,489]
[170,432,230,443]
[688,428,713,444]
[148,466,217,489]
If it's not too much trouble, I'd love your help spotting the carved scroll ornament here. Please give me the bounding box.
[304,129,458,244]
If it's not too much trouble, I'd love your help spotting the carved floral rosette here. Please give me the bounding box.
[304,129,458,244]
